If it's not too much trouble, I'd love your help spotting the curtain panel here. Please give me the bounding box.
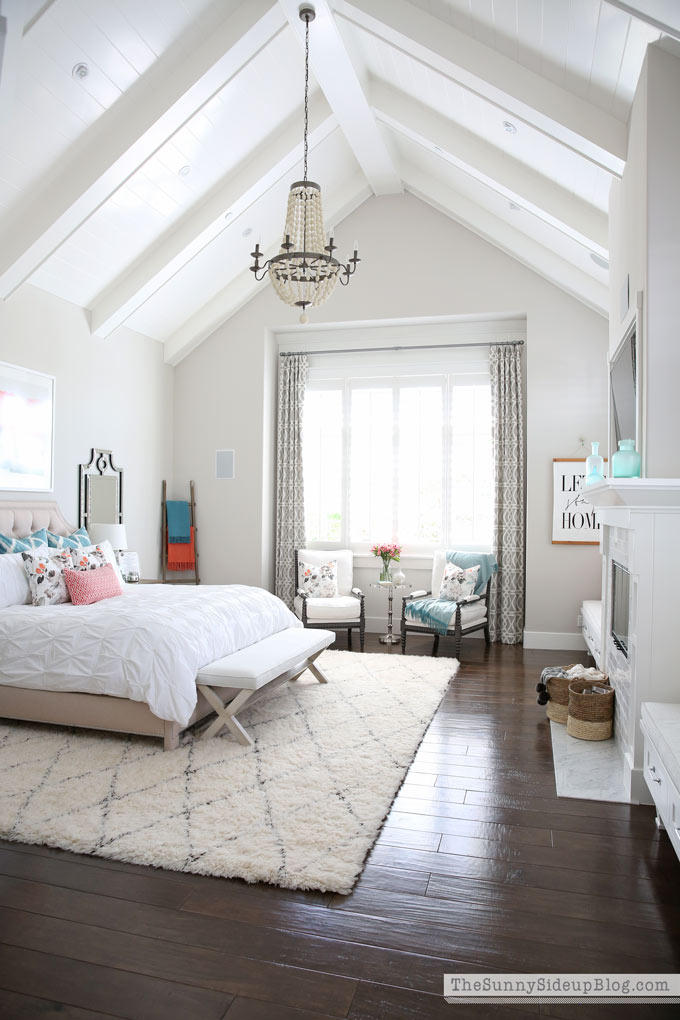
[275,354,308,608]
[489,344,525,643]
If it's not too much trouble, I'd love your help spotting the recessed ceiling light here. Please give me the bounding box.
[242,227,253,237]
[224,211,233,220]
[178,165,191,178]
[503,120,517,134]
[508,201,521,211]
[72,63,89,80]
[590,252,609,270]
[433,145,443,154]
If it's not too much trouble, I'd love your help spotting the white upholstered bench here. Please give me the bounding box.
[196,627,334,746]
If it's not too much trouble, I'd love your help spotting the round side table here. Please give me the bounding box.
[370,582,411,651]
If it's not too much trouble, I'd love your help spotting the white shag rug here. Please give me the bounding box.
[0,650,457,893]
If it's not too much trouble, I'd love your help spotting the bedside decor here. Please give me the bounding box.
[371,542,402,582]
[0,361,54,492]
[89,522,128,561]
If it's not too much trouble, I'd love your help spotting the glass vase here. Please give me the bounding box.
[612,439,641,478]
[380,558,392,582]
[585,441,605,486]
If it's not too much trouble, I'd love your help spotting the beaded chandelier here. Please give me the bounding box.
[249,6,360,323]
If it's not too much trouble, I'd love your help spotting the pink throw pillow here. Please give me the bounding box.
[64,563,122,606]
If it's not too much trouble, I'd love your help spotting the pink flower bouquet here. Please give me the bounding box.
[371,542,402,581]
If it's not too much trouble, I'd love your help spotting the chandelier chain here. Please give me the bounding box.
[303,15,309,183]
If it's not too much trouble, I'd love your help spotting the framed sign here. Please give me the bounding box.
[552,458,606,545]
[0,361,55,492]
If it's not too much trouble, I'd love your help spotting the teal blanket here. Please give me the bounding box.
[405,552,498,636]
[166,500,191,544]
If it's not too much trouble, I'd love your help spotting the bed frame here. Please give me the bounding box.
[0,499,226,750]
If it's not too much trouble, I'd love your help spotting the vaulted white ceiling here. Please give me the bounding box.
[0,0,676,363]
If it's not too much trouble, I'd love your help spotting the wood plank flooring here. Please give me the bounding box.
[1,635,679,1019]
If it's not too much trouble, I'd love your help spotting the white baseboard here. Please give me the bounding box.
[523,630,587,651]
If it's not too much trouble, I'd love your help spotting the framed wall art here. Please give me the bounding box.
[552,458,606,545]
[0,361,55,492]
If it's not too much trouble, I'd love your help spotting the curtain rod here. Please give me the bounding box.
[279,339,524,357]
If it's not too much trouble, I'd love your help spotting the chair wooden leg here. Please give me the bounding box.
[359,623,365,652]
[347,628,352,650]
[484,623,491,647]
[432,634,440,657]
[401,627,407,654]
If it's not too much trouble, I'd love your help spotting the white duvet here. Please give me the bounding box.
[0,584,301,726]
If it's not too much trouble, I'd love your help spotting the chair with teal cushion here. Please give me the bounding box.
[401,550,497,658]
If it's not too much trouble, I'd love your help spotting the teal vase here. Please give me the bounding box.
[612,439,641,478]
[585,441,605,486]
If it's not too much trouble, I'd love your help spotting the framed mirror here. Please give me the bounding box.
[79,449,123,528]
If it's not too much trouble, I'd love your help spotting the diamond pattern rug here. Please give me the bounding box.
[0,650,457,893]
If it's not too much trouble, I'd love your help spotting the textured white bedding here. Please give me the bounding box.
[0,584,301,726]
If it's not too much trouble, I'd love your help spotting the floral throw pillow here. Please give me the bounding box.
[21,547,73,607]
[299,559,338,598]
[439,562,480,602]
[70,546,108,571]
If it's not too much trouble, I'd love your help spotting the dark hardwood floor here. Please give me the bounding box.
[1,635,679,1019]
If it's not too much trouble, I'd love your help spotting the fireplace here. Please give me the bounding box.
[611,561,630,657]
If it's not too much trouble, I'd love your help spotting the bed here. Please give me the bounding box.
[0,499,302,749]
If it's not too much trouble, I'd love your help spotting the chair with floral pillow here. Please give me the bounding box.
[401,550,497,658]
[294,549,365,651]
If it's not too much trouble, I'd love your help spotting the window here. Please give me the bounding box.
[302,344,493,553]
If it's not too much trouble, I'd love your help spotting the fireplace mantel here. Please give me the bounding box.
[586,478,680,510]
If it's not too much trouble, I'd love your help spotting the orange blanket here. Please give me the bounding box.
[167,526,195,571]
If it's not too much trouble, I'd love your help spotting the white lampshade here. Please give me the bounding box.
[89,522,128,550]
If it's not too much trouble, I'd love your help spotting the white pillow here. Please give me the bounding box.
[77,540,125,586]
[439,562,480,602]
[299,559,338,598]
[0,552,32,608]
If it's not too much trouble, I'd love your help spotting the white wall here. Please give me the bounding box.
[173,193,609,647]
[0,285,173,577]
[609,43,680,478]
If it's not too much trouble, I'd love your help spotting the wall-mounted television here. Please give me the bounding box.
[609,300,644,473]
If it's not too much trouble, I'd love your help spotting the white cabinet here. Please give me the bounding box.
[641,702,680,862]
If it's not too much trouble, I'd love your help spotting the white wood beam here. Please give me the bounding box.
[371,80,609,251]
[0,0,24,142]
[606,0,680,41]
[401,161,608,318]
[336,0,627,177]
[163,174,372,365]
[90,95,336,338]
[0,0,287,299]
[277,0,401,195]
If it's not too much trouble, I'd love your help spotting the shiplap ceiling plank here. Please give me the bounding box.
[338,0,627,175]
[277,0,401,195]
[0,0,24,143]
[605,0,680,40]
[90,95,336,337]
[371,80,608,250]
[0,0,286,298]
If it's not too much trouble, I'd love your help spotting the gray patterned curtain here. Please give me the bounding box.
[275,354,308,608]
[488,344,525,643]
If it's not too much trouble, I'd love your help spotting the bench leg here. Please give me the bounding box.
[197,685,255,746]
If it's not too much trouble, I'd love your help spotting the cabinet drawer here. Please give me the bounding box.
[664,773,680,859]
[643,736,669,819]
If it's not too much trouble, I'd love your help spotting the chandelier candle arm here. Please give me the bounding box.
[248,4,360,323]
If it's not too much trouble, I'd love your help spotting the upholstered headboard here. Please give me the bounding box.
[0,500,75,539]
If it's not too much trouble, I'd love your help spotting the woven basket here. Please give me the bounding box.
[567,678,614,740]
[546,675,570,723]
